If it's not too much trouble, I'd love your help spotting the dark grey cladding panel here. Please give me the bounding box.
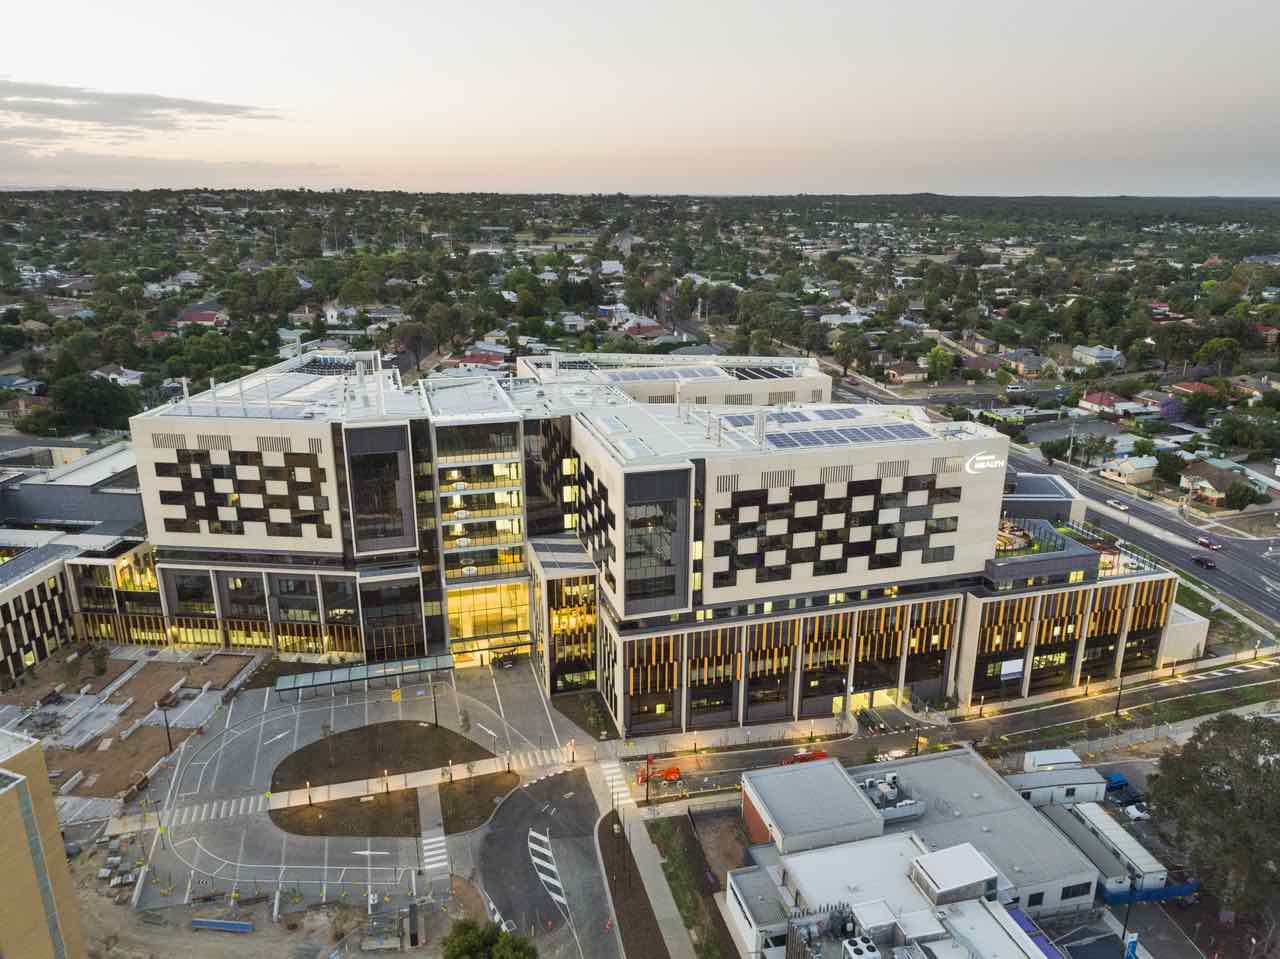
[343,425,408,455]
[623,468,691,617]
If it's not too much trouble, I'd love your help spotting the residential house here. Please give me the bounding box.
[0,375,46,396]
[1072,344,1126,369]
[1261,288,1280,304]
[558,312,589,333]
[91,364,144,388]
[1134,390,1184,421]
[1101,456,1157,485]
[0,394,49,422]
[1005,348,1048,377]
[599,260,624,276]
[1170,381,1220,398]
[965,332,998,354]
[885,361,928,384]
[177,301,229,328]
[1180,461,1247,505]
[1078,391,1126,414]
[963,354,1002,378]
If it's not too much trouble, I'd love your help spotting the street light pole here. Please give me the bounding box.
[161,705,173,753]
[1115,670,1125,719]
[1119,874,1138,958]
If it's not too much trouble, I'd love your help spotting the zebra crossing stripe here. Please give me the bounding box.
[536,869,562,890]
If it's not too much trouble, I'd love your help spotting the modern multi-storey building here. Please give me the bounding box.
[0,728,88,959]
[112,349,1202,736]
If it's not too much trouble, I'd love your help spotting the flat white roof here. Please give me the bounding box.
[914,843,997,893]
[743,759,882,841]
[1070,802,1166,876]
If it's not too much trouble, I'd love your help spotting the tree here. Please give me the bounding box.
[394,321,433,370]
[1224,481,1266,511]
[995,368,1013,389]
[1154,451,1183,485]
[1039,438,1071,465]
[1131,438,1157,458]
[49,374,138,432]
[1196,337,1241,377]
[442,919,537,959]
[926,346,954,383]
[90,644,107,676]
[1152,714,1280,920]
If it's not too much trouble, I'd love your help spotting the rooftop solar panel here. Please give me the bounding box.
[724,414,754,427]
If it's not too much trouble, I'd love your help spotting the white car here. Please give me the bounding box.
[1125,802,1151,821]
[1106,499,1130,512]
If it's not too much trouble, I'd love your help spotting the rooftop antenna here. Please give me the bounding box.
[210,376,219,416]
[263,369,273,418]
[237,376,247,416]
[754,410,767,446]
[181,377,192,415]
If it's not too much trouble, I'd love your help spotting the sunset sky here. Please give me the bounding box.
[3,0,1278,194]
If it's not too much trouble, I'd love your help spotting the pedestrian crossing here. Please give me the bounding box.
[167,793,270,827]
[599,760,634,807]
[420,834,449,875]
[528,828,567,908]
[1154,660,1274,687]
[505,747,568,770]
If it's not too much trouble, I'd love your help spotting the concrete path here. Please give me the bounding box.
[585,761,697,959]
[417,785,450,893]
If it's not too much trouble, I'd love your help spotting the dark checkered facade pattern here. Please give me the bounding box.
[155,447,332,539]
[710,473,962,588]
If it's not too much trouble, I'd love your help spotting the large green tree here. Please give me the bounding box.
[1152,714,1280,920]
[442,919,537,959]
[49,374,138,432]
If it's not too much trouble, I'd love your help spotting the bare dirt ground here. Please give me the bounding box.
[1214,509,1280,536]
[184,653,251,690]
[48,726,196,798]
[0,655,132,707]
[109,664,191,724]
[73,843,486,959]
[689,807,749,884]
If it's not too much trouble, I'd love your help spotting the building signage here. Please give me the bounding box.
[965,452,1005,475]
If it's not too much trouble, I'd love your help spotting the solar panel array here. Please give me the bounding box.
[603,366,725,382]
[722,406,868,429]
[767,423,930,449]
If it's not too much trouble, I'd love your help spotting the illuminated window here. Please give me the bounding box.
[1068,570,1085,583]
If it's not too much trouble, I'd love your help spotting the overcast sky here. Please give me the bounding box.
[3,0,1278,194]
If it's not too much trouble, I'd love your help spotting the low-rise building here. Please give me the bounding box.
[1100,456,1157,485]
[1072,345,1125,369]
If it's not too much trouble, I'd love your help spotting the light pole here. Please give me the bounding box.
[1115,670,1125,719]
[1119,873,1138,958]
[307,780,313,806]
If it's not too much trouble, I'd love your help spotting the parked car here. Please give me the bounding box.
[1193,556,1217,569]
[1197,537,1222,550]
[1106,499,1130,512]
[1125,802,1152,821]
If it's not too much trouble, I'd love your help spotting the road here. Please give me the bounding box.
[478,769,617,959]
[1008,449,1280,627]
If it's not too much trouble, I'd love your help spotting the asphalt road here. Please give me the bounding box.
[1008,450,1280,627]
[478,769,617,959]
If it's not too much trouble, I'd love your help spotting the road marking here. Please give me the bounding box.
[351,849,391,857]
[527,658,561,749]
[528,827,569,911]
[600,760,635,807]
[262,730,290,747]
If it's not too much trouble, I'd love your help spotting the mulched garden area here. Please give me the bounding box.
[647,815,738,959]
[269,788,420,837]
[599,810,670,959]
[553,690,620,741]
[241,658,337,691]
[271,720,493,791]
[439,771,520,834]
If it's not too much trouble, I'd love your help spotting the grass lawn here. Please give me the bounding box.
[271,720,492,791]
[552,690,620,741]
[269,788,419,837]
[599,811,670,959]
[439,771,519,834]
[1176,584,1214,618]
[646,817,737,959]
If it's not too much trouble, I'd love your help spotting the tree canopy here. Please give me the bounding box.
[1152,714,1280,918]
[442,919,538,959]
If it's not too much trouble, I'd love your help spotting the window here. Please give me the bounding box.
[1021,791,1031,800]
[1027,892,1044,908]
[1065,787,1076,798]
[1061,881,1093,901]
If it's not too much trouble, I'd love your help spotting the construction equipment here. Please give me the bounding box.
[636,765,682,785]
